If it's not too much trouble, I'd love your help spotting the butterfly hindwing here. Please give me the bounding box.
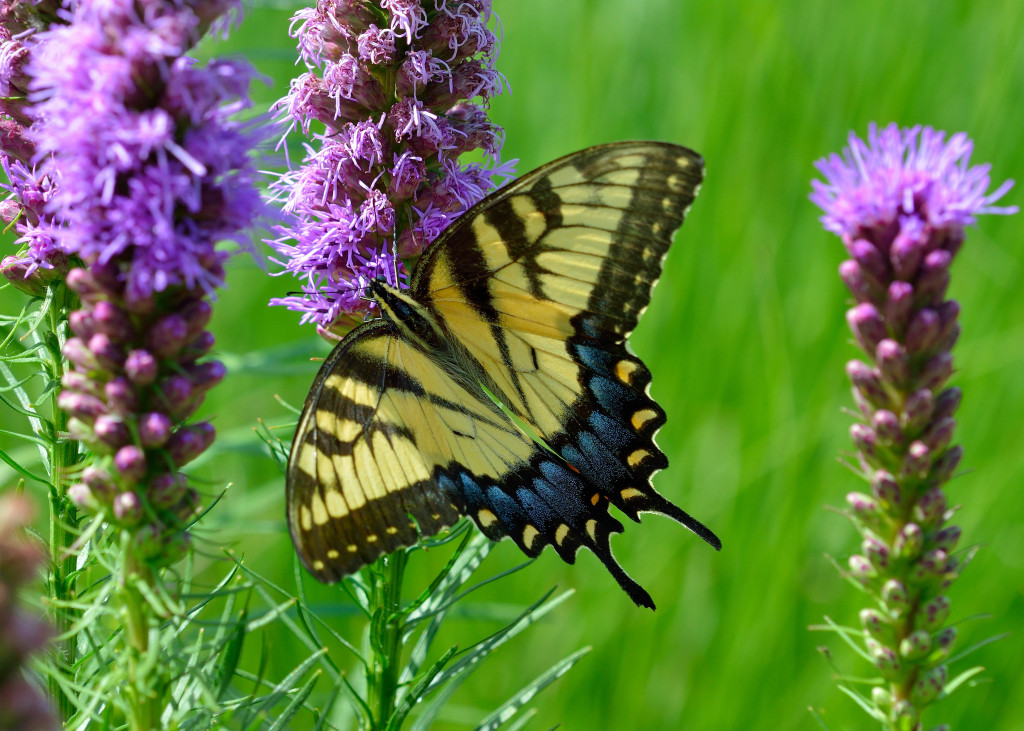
[287,142,718,608]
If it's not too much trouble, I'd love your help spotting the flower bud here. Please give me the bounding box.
[847,303,887,356]
[932,525,961,552]
[891,226,926,280]
[871,409,904,447]
[900,441,931,481]
[114,445,147,483]
[935,300,960,346]
[903,388,935,435]
[181,299,213,337]
[68,483,97,510]
[920,595,951,632]
[91,300,133,342]
[180,330,215,363]
[61,371,102,398]
[899,629,932,662]
[894,523,924,559]
[113,491,143,524]
[845,238,888,282]
[105,377,139,415]
[922,417,955,453]
[88,333,125,372]
[93,414,131,449]
[876,339,909,389]
[870,470,902,510]
[75,465,104,491]
[847,492,880,521]
[1,255,45,296]
[911,549,949,583]
[847,554,875,579]
[187,360,227,392]
[862,534,891,569]
[859,608,893,642]
[65,268,104,302]
[881,579,910,616]
[850,423,881,464]
[919,352,954,392]
[929,445,963,483]
[158,375,193,411]
[146,313,188,358]
[125,349,158,386]
[905,308,940,355]
[149,471,188,508]
[869,641,901,679]
[891,699,919,728]
[915,487,947,526]
[930,627,956,663]
[57,391,107,420]
[884,281,915,334]
[839,260,877,303]
[871,685,893,711]
[64,337,100,371]
[909,664,947,707]
[847,360,892,408]
[915,250,952,305]
[166,421,215,467]
[68,310,96,339]
[139,412,173,448]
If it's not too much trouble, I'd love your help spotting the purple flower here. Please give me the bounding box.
[31,0,266,558]
[811,124,1016,726]
[1,2,69,289]
[268,0,515,335]
[811,123,1017,239]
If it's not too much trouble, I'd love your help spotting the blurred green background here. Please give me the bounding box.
[6,0,1024,728]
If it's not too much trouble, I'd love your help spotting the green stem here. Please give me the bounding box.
[367,550,408,730]
[45,280,81,722]
[120,541,158,731]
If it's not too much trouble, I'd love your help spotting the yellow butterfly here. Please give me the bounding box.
[286,142,720,609]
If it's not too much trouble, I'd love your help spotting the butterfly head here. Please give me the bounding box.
[367,277,443,349]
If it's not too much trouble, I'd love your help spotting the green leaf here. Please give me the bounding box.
[473,647,590,731]
[0,442,51,486]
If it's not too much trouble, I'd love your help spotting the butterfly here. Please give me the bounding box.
[286,141,720,609]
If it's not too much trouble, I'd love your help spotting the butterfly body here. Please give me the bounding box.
[287,142,720,609]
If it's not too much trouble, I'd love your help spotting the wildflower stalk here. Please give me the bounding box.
[811,124,1017,729]
[367,551,408,729]
[43,280,81,721]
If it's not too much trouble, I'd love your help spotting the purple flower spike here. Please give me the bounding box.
[29,0,266,558]
[813,124,1016,726]
[269,0,515,336]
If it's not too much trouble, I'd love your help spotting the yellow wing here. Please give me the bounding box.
[410,141,718,545]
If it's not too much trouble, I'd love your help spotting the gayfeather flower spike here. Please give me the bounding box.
[30,0,266,563]
[0,493,58,731]
[811,123,1016,729]
[0,0,68,291]
[269,0,515,336]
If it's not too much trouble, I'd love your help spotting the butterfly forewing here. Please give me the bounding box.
[287,142,718,608]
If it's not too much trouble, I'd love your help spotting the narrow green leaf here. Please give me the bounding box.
[474,647,590,731]
[0,442,51,486]
[266,669,321,731]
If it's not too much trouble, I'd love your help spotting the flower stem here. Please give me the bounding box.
[367,550,408,730]
[119,542,158,731]
[45,280,81,722]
